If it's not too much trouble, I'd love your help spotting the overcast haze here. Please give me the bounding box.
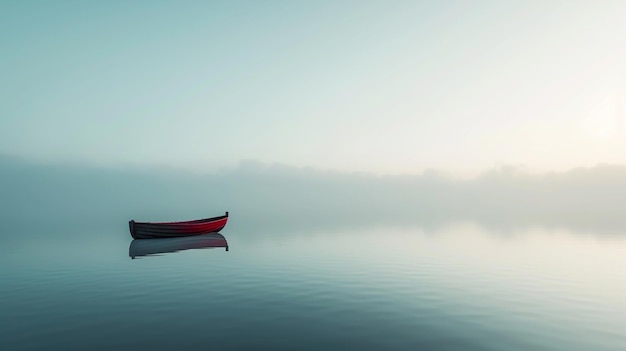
[2,1,626,175]
[3,154,626,238]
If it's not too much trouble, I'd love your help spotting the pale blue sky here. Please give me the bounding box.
[2,0,626,175]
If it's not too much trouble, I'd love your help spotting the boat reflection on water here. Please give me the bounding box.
[129,233,229,259]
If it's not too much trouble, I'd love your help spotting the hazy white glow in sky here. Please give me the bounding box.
[1,1,626,175]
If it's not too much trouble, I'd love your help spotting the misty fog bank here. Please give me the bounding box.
[2,156,626,236]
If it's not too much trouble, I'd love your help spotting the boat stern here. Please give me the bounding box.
[129,220,137,239]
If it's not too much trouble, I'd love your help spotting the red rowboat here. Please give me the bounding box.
[129,212,229,239]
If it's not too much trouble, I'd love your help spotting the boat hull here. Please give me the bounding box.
[129,212,228,239]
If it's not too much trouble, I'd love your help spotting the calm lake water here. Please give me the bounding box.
[1,216,625,351]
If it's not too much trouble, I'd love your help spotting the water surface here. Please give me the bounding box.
[1,219,625,351]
